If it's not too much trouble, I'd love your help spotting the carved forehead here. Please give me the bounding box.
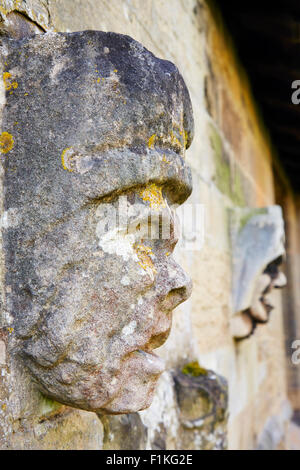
[2,31,194,152]
[232,206,285,266]
[231,205,286,313]
[1,30,193,219]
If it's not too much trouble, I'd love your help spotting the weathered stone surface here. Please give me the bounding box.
[0,339,5,364]
[0,29,194,439]
[255,400,292,450]
[0,0,50,32]
[230,206,286,339]
[173,362,228,450]
[13,408,104,450]
[138,371,180,450]
[0,0,296,451]
[100,365,229,451]
[0,11,45,39]
[100,412,148,450]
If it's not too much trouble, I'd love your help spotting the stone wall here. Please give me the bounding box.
[275,168,300,415]
[0,0,298,450]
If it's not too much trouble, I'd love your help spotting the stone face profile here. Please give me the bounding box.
[230,206,287,340]
[0,31,194,413]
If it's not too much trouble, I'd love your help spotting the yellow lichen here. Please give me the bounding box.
[184,130,189,148]
[139,183,166,211]
[170,130,182,149]
[1,403,7,411]
[148,133,156,149]
[61,147,74,172]
[7,327,14,334]
[3,72,11,90]
[3,72,18,92]
[97,77,101,84]
[0,132,14,154]
[162,154,170,164]
[0,6,8,17]
[134,243,157,275]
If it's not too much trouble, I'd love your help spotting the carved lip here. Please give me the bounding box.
[130,327,171,373]
[135,350,165,374]
[258,295,274,322]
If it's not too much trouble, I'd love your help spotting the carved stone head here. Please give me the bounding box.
[0,31,194,413]
[229,206,286,340]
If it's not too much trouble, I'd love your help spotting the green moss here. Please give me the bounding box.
[238,207,268,233]
[39,395,62,417]
[209,125,246,207]
[182,361,208,377]
[232,168,245,206]
[210,127,231,197]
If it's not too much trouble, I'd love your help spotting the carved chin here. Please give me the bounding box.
[26,350,164,415]
[98,350,165,414]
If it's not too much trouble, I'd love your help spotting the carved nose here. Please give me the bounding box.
[273,271,287,288]
[167,282,193,310]
[160,263,193,310]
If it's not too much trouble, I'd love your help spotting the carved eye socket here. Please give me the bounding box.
[263,256,283,280]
